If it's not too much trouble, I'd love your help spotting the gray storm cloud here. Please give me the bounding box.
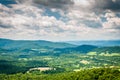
[30,0,120,12]
[2,0,120,12]
[16,0,74,9]
[92,0,120,12]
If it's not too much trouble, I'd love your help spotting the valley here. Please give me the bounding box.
[0,39,120,80]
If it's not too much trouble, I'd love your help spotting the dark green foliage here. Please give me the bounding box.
[0,60,48,74]
[93,46,120,54]
[0,63,28,74]
[54,45,120,55]
[73,45,97,53]
[25,60,48,67]
[0,68,120,80]
[54,45,98,54]
[42,68,65,74]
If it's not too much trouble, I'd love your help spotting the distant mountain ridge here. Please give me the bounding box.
[65,40,120,46]
[0,38,120,55]
[0,38,76,49]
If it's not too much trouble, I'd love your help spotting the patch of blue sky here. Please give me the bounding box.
[43,8,61,20]
[0,0,17,5]
[101,17,107,22]
[83,20,102,28]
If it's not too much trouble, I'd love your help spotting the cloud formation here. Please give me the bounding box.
[0,0,120,40]
[15,0,74,10]
[92,0,120,12]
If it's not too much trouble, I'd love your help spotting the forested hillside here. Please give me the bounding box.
[0,39,120,80]
[93,46,120,53]
[0,68,120,80]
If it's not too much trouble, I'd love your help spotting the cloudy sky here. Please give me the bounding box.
[0,0,120,41]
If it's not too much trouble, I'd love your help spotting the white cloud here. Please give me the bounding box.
[103,11,120,31]
[0,1,120,41]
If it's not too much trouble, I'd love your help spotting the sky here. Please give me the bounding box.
[0,0,120,41]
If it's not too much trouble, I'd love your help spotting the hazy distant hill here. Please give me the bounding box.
[65,40,120,46]
[54,45,98,54]
[0,38,120,55]
[0,38,76,49]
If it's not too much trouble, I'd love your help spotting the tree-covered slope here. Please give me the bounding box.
[0,68,120,80]
[93,46,120,53]
[54,45,98,54]
[55,45,120,55]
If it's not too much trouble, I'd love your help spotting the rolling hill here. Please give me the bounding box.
[0,38,120,55]
[0,38,76,49]
[54,45,98,54]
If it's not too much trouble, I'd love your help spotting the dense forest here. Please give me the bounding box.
[0,68,120,80]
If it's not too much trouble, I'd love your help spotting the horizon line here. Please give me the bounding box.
[0,38,120,42]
